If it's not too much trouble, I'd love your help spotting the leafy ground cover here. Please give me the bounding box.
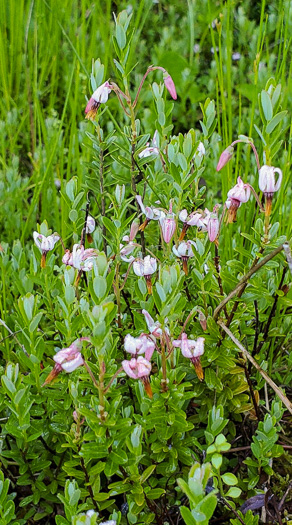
[0,0,292,524]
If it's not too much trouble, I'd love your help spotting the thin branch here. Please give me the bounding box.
[218,321,292,415]
[0,318,29,356]
[214,244,285,321]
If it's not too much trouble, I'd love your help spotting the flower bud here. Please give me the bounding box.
[216,145,234,171]
[163,73,177,100]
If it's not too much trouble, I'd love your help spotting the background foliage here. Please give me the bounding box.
[0,0,292,524]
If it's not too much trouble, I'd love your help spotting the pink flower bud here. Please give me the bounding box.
[216,145,234,171]
[163,74,177,100]
[160,215,176,243]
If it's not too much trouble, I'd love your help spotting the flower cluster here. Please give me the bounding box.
[121,310,205,398]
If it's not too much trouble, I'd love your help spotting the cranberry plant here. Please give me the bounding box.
[0,4,292,525]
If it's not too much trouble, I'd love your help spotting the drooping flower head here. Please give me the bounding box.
[178,210,206,241]
[138,131,160,159]
[133,255,157,294]
[142,309,164,338]
[62,244,98,272]
[122,356,153,398]
[173,333,205,381]
[160,202,176,243]
[33,232,60,268]
[258,165,282,216]
[225,176,251,223]
[42,338,89,386]
[124,334,155,361]
[136,195,165,231]
[85,81,112,120]
[173,240,196,275]
[85,215,95,243]
[203,206,220,243]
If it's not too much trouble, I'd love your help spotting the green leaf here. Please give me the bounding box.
[225,486,242,498]
[93,276,107,299]
[146,488,166,499]
[140,465,156,484]
[266,111,287,134]
[211,453,222,469]
[180,506,201,525]
[222,472,238,486]
[29,312,43,333]
[116,24,126,49]
[261,91,273,121]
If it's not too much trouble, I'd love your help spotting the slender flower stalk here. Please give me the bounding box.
[216,138,261,172]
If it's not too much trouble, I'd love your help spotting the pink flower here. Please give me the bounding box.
[160,203,176,243]
[86,215,95,234]
[173,240,196,275]
[203,206,220,242]
[163,74,177,100]
[124,334,155,361]
[122,356,152,398]
[62,244,98,272]
[259,165,282,196]
[33,231,60,268]
[136,195,165,231]
[85,81,112,120]
[216,145,234,171]
[133,255,157,294]
[173,333,205,381]
[225,176,251,223]
[43,338,89,386]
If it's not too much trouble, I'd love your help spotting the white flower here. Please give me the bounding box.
[133,255,157,277]
[33,232,60,253]
[86,215,95,234]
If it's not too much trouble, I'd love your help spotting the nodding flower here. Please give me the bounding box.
[216,145,234,171]
[133,255,157,294]
[42,338,89,386]
[160,202,176,243]
[172,333,205,381]
[124,334,155,361]
[142,309,167,339]
[203,206,220,243]
[85,81,112,120]
[122,356,153,398]
[85,215,95,243]
[163,73,177,100]
[136,195,165,231]
[172,240,196,275]
[138,130,160,159]
[225,176,251,223]
[33,232,60,268]
[258,165,282,216]
[62,244,98,272]
[178,210,206,241]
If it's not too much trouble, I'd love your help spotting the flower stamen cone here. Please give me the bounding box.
[145,275,153,294]
[182,257,188,275]
[142,377,153,398]
[191,356,204,381]
[179,223,189,241]
[41,252,46,268]
[139,218,150,231]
